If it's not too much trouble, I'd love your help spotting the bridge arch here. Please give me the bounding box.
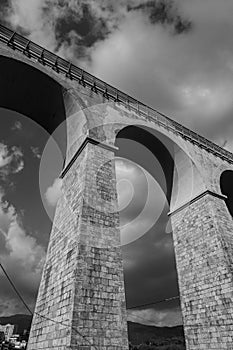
[23,80,233,350]
[220,170,233,218]
[0,55,65,132]
[75,100,207,216]
[0,52,93,163]
[0,55,68,157]
[2,29,233,350]
[113,124,194,341]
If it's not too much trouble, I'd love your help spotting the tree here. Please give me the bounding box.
[0,331,5,343]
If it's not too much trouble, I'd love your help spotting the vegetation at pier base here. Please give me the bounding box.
[128,321,186,349]
[0,315,185,349]
[129,342,185,350]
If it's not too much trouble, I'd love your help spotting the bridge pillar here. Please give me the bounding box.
[170,190,233,350]
[27,137,129,350]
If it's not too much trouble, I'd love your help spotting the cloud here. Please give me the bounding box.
[0,143,12,169]
[5,0,57,50]
[5,220,45,272]
[115,153,168,246]
[85,0,233,147]
[3,0,190,61]
[11,121,22,131]
[115,158,178,322]
[4,0,128,62]
[30,146,41,159]
[44,178,62,207]
[0,190,46,315]
[116,158,141,212]
[5,0,233,148]
[11,147,24,174]
[3,0,233,325]
[3,0,233,149]
[127,305,182,327]
[0,297,28,316]
[54,0,130,63]
[0,191,15,238]
[128,0,192,34]
[0,143,24,179]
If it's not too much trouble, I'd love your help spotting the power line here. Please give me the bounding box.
[2,259,230,343]
[127,295,180,310]
[33,312,98,350]
[0,260,98,350]
[0,262,33,315]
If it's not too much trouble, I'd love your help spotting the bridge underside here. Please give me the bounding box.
[0,55,66,153]
[1,31,233,350]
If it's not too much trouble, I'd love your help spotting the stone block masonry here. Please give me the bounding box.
[171,191,233,350]
[4,23,233,350]
[27,141,129,350]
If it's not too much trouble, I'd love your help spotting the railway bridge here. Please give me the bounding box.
[0,24,233,350]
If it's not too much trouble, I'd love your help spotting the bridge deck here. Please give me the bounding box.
[0,23,232,164]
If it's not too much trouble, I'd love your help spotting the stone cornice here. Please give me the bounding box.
[168,190,227,217]
[60,137,118,178]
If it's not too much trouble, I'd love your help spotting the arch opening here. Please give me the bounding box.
[0,56,69,323]
[115,125,186,349]
[0,55,67,155]
[220,170,233,217]
[115,125,175,204]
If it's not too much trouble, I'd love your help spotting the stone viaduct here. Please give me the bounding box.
[0,24,233,350]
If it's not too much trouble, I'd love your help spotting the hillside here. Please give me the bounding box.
[0,314,32,335]
[128,321,185,348]
[0,314,185,348]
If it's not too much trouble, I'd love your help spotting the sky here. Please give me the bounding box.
[0,0,233,329]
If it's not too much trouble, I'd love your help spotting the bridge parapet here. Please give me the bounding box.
[0,23,233,164]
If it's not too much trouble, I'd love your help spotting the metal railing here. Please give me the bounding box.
[0,23,233,163]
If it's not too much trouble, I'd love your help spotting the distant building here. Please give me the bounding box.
[0,324,15,340]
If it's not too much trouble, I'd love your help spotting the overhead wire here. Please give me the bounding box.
[127,295,180,310]
[1,258,227,344]
[0,260,98,350]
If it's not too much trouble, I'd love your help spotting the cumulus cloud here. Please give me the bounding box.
[115,158,178,325]
[0,190,46,315]
[30,146,41,159]
[44,178,62,207]
[0,191,15,239]
[4,0,128,61]
[5,0,57,50]
[5,220,45,272]
[128,305,182,327]
[116,158,141,212]
[128,0,192,33]
[71,0,233,148]
[11,121,22,131]
[3,0,233,325]
[0,143,24,180]
[116,158,162,205]
[3,0,190,60]
[0,144,12,169]
[4,0,233,148]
